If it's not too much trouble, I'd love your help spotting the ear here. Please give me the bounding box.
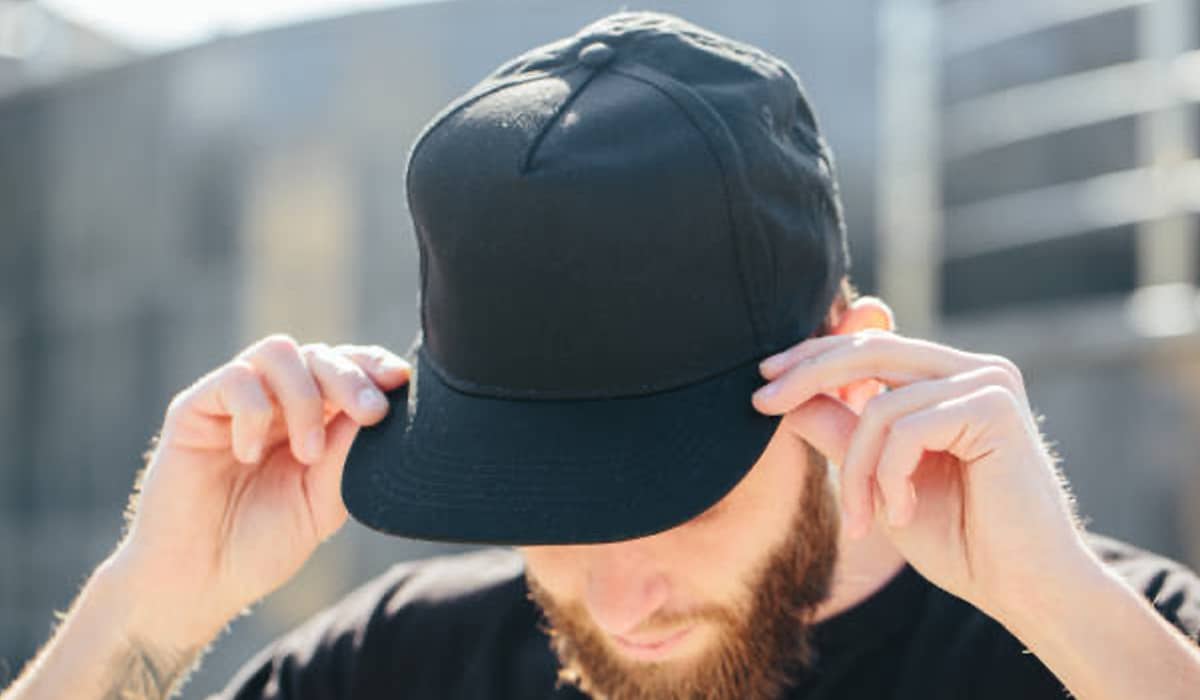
[825,296,894,413]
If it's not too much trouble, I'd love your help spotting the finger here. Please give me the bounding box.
[332,344,413,391]
[217,361,275,464]
[777,395,865,536]
[758,330,883,379]
[841,366,1019,536]
[303,343,392,425]
[172,360,274,459]
[302,412,358,541]
[875,385,1019,528]
[239,334,326,465]
[753,332,991,416]
[777,394,857,469]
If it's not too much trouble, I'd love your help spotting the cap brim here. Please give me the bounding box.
[341,341,781,545]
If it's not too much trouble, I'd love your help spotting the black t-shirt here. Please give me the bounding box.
[205,533,1200,699]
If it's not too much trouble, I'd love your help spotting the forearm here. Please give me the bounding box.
[1,554,224,700]
[995,551,1200,700]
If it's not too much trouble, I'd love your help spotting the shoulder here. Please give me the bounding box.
[890,532,1200,698]
[352,546,531,624]
[273,546,534,662]
[207,548,562,700]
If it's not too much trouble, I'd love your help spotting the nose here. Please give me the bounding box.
[583,541,671,637]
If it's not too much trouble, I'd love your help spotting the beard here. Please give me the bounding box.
[526,442,841,700]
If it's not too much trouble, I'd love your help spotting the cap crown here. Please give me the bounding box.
[406,11,849,399]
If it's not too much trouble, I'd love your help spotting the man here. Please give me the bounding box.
[3,10,1199,700]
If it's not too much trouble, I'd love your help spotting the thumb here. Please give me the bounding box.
[778,394,857,468]
[303,412,359,541]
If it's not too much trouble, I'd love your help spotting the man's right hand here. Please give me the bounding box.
[106,334,411,647]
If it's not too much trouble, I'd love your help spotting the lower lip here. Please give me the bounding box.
[613,626,696,661]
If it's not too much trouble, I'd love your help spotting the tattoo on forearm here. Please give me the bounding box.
[102,639,202,700]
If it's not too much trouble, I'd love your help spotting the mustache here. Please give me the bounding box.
[548,598,742,639]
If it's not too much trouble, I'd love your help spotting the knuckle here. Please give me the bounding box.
[223,359,258,384]
[983,353,1023,385]
[855,329,891,348]
[300,341,333,359]
[971,365,1015,391]
[976,384,1019,414]
[362,344,397,366]
[849,332,874,351]
[331,343,392,370]
[222,362,273,414]
[312,346,364,381]
[331,358,366,383]
[256,333,301,361]
[859,393,895,433]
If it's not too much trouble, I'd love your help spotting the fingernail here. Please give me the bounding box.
[759,355,782,374]
[306,428,325,462]
[248,442,263,464]
[754,382,778,400]
[886,503,903,527]
[380,356,412,372]
[358,387,388,411]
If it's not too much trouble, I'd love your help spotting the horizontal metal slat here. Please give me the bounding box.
[944,52,1200,160]
[943,161,1200,259]
[941,0,1150,57]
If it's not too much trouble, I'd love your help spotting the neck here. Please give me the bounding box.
[810,516,907,623]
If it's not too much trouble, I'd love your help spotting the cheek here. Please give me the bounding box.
[661,470,807,599]
[520,546,584,599]
[654,511,787,604]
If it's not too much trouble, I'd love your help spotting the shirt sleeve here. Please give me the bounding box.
[968,533,1200,700]
[199,582,384,700]
[1090,533,1200,645]
[196,548,543,700]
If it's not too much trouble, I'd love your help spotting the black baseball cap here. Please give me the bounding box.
[342,10,850,545]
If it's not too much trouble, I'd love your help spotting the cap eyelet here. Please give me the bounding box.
[578,41,616,68]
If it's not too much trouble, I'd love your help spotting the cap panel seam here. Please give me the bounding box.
[520,64,599,174]
[405,64,578,359]
[418,338,764,401]
[609,62,773,352]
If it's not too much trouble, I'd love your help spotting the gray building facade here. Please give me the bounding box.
[2,0,1199,696]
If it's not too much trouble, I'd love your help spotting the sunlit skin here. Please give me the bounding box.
[521,414,807,668]
[519,296,905,676]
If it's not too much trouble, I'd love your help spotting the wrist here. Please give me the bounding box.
[95,548,234,652]
[979,547,1200,700]
[988,543,1111,633]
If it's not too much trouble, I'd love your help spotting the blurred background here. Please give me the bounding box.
[1,0,1198,695]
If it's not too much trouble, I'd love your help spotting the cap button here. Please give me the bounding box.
[578,41,615,68]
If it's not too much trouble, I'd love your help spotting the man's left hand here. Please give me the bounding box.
[751,329,1092,619]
